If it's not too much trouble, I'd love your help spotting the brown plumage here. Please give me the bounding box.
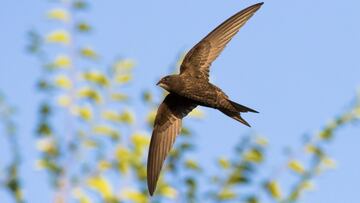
[147,2,263,195]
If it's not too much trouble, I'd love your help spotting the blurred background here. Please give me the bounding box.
[1,0,360,202]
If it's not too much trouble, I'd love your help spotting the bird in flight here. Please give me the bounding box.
[147,2,263,195]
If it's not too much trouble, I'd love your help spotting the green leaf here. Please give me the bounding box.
[82,71,108,86]
[76,22,92,32]
[185,159,201,171]
[73,0,88,10]
[246,196,259,203]
[264,181,282,200]
[227,173,249,185]
[217,188,236,200]
[244,148,263,163]
[80,47,98,60]
[142,90,152,103]
[36,123,52,136]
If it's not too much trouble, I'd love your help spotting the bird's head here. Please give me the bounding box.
[156,75,178,92]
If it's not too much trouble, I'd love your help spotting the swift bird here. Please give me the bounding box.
[147,2,263,195]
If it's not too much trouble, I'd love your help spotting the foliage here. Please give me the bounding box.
[0,93,23,203]
[1,0,359,203]
[27,0,201,202]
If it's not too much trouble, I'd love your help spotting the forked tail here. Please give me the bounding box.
[227,99,259,113]
[219,99,258,127]
[220,109,251,127]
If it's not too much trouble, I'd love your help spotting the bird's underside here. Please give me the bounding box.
[147,2,263,196]
[174,78,256,113]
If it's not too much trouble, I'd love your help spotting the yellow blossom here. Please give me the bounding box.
[244,149,263,163]
[301,181,315,191]
[119,110,134,124]
[354,106,360,118]
[102,110,119,122]
[255,136,268,146]
[110,93,128,101]
[159,186,177,199]
[114,59,135,73]
[288,160,305,174]
[305,144,318,154]
[47,8,69,22]
[75,106,93,121]
[322,157,337,169]
[218,157,230,169]
[54,74,72,89]
[136,166,147,181]
[185,159,200,170]
[82,71,108,86]
[53,55,71,68]
[115,146,131,173]
[131,133,150,148]
[80,47,98,59]
[87,176,113,199]
[265,181,282,200]
[36,137,57,155]
[115,74,132,84]
[46,30,70,45]
[120,188,147,203]
[98,160,112,171]
[77,87,102,103]
[217,188,236,200]
[92,125,119,139]
[57,95,71,107]
[35,159,47,170]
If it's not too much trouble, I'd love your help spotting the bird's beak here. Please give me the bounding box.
[156,81,168,90]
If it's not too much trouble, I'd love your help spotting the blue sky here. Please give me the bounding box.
[1,0,360,202]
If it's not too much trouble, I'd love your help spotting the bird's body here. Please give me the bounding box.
[160,75,256,115]
[147,2,264,195]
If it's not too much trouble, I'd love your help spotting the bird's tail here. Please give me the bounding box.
[227,99,259,113]
[220,109,251,127]
[219,99,258,127]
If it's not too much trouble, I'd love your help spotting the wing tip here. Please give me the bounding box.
[252,109,260,114]
[255,2,264,7]
[250,2,264,11]
[148,186,154,196]
[147,174,156,196]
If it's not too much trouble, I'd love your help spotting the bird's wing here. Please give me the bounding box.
[147,93,197,195]
[180,2,263,80]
